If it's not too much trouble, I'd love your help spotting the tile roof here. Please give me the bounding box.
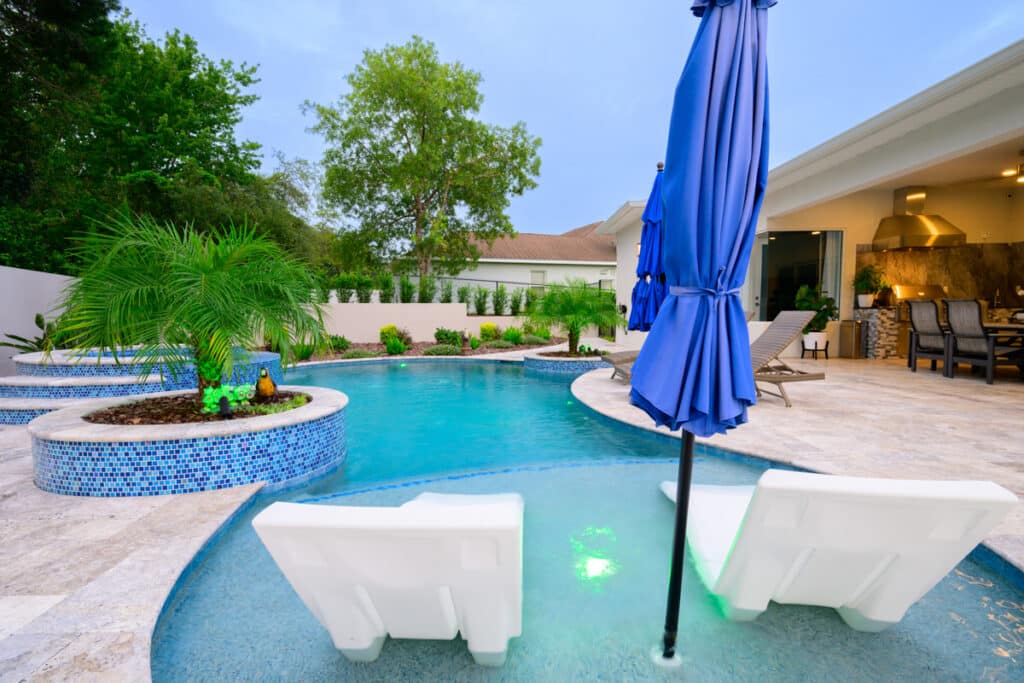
[474,222,615,263]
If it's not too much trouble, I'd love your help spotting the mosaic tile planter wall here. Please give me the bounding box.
[0,377,167,399]
[0,407,53,425]
[523,353,609,376]
[14,350,283,386]
[29,385,347,497]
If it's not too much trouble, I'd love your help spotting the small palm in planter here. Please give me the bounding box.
[794,285,838,352]
[852,264,885,308]
[61,214,326,409]
[528,278,624,356]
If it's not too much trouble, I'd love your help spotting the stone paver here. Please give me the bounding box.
[572,357,1024,574]
[0,425,260,683]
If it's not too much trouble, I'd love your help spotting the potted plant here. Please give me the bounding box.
[852,264,885,308]
[794,285,838,352]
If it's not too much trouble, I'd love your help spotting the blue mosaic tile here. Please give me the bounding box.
[0,380,168,399]
[523,356,608,375]
[0,408,53,425]
[32,406,346,497]
[14,352,283,389]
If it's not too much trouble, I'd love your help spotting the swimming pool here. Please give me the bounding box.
[151,361,1024,681]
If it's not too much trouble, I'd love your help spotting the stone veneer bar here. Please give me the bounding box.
[28,385,347,497]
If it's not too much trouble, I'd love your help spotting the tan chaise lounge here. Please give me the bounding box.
[752,310,824,407]
[605,350,640,381]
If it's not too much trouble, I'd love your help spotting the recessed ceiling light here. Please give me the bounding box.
[1017,175,1024,184]
[810,230,821,235]
[1001,169,1018,177]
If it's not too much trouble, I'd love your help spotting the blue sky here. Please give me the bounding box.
[126,0,1024,234]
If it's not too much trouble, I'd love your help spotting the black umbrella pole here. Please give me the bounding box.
[662,430,696,660]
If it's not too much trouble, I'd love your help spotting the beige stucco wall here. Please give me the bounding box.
[0,266,74,375]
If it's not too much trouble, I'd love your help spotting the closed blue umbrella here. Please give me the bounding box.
[629,0,775,663]
[627,164,666,331]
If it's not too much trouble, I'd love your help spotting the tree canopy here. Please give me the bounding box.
[0,7,316,274]
[309,36,542,276]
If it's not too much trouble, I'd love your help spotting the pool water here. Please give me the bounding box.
[151,361,1024,682]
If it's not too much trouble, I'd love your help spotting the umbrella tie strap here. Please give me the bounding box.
[669,286,740,298]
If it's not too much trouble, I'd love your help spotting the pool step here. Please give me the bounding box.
[0,374,170,399]
[0,398,90,425]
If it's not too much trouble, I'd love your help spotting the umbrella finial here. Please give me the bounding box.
[656,161,665,171]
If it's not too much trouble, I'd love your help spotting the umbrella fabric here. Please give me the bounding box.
[627,170,666,331]
[630,0,773,437]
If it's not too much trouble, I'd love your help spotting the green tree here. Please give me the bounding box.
[309,36,541,276]
[529,279,624,355]
[60,214,326,400]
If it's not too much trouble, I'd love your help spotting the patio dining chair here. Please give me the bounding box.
[906,299,948,373]
[943,299,1024,384]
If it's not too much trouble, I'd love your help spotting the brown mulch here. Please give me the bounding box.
[84,391,307,425]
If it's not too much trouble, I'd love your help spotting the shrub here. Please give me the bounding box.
[457,285,472,304]
[292,343,316,361]
[532,326,552,340]
[483,339,514,349]
[492,284,509,316]
[524,287,539,313]
[522,334,548,345]
[479,322,500,341]
[342,349,381,359]
[423,344,462,356]
[385,337,407,355]
[473,286,490,315]
[376,273,395,303]
[434,327,461,346]
[329,335,350,352]
[418,274,437,303]
[380,324,412,346]
[509,288,525,316]
[439,279,454,303]
[354,274,373,303]
[469,336,481,350]
[399,275,415,303]
[502,326,523,345]
[242,393,309,415]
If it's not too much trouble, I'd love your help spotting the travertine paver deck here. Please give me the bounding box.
[0,424,260,682]
[572,357,1024,575]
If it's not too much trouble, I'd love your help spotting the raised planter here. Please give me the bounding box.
[13,350,284,387]
[523,352,609,376]
[28,385,347,497]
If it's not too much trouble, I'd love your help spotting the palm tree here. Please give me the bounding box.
[61,214,326,399]
[529,278,624,355]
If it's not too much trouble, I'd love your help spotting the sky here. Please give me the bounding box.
[125,0,1024,235]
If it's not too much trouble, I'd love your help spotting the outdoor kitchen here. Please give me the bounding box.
[851,187,1024,360]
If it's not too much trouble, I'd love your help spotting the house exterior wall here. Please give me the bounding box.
[454,260,614,290]
[613,222,647,349]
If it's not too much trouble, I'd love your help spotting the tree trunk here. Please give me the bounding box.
[568,327,580,355]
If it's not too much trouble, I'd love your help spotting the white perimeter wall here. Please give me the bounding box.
[457,260,614,291]
[322,304,596,343]
[0,266,73,375]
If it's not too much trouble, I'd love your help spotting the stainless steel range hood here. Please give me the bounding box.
[872,187,966,251]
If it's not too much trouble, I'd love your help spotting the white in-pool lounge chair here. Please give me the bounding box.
[660,470,1016,631]
[252,492,523,666]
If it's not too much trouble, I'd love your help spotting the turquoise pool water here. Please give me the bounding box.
[151,361,1024,682]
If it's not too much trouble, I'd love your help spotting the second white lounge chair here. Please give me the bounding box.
[252,492,524,666]
[661,470,1016,631]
